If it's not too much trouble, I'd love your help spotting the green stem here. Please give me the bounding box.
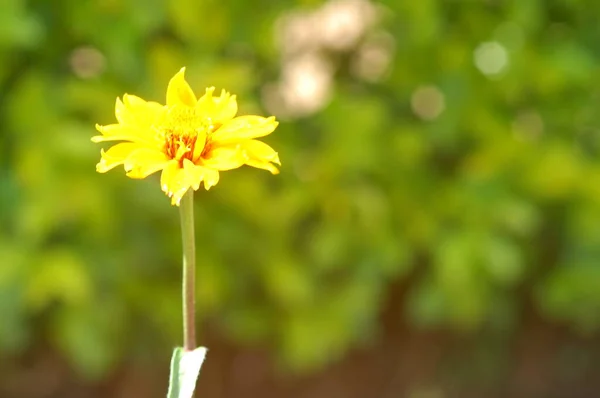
[179,191,196,352]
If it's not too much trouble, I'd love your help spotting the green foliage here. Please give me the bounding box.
[1,0,600,378]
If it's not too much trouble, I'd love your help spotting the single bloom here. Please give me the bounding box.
[93,67,280,205]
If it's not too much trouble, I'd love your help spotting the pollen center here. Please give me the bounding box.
[160,106,209,165]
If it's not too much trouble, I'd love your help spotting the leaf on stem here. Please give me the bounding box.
[167,346,207,398]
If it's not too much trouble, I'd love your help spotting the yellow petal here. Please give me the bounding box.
[245,159,280,174]
[160,160,181,194]
[96,143,140,173]
[201,144,246,171]
[160,160,191,205]
[212,89,238,122]
[166,67,197,107]
[239,140,281,174]
[211,116,278,142]
[242,140,281,165]
[92,124,159,145]
[196,87,237,123]
[195,87,216,117]
[116,95,165,129]
[183,159,220,190]
[191,129,208,161]
[124,149,171,179]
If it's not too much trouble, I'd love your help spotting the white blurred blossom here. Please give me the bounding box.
[70,46,105,79]
[263,53,333,118]
[474,41,509,76]
[268,0,390,118]
[351,31,395,82]
[411,85,446,121]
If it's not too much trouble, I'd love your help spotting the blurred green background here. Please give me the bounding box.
[1,0,600,397]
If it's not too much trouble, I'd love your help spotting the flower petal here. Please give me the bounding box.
[160,160,191,205]
[183,159,220,190]
[211,116,278,142]
[201,143,246,171]
[96,143,140,173]
[212,89,238,122]
[245,159,280,174]
[195,87,238,123]
[159,160,220,205]
[242,140,281,165]
[92,123,159,145]
[116,95,165,129]
[203,139,280,173]
[160,160,181,194]
[166,67,197,107]
[241,140,280,174]
[124,149,171,179]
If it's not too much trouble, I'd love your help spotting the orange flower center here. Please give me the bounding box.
[160,106,217,166]
[164,129,204,165]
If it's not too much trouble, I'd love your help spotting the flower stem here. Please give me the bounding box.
[179,191,196,352]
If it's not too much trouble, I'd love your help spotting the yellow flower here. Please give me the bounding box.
[93,68,280,205]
